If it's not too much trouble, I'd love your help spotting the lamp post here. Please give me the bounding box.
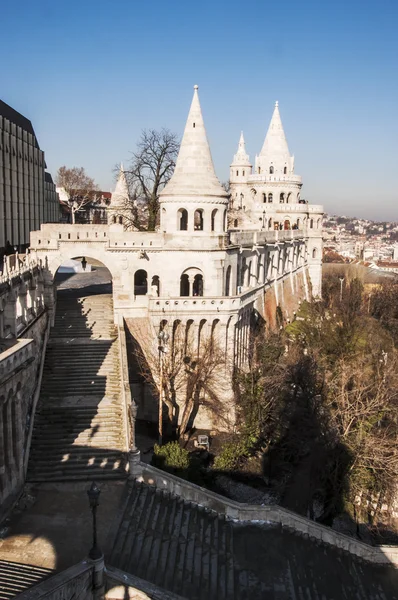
[158,329,169,445]
[87,482,102,560]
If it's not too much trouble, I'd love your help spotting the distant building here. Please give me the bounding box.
[0,100,59,253]
[57,186,111,224]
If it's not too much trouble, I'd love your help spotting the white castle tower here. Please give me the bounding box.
[159,85,229,235]
[229,132,252,210]
[108,164,130,225]
[229,101,323,296]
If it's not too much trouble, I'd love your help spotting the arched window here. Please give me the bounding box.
[180,268,204,297]
[118,216,123,224]
[193,274,203,296]
[178,208,188,231]
[312,248,317,259]
[284,219,290,230]
[224,266,231,296]
[236,170,239,176]
[269,166,274,174]
[310,219,314,229]
[297,218,301,229]
[211,209,218,232]
[280,193,285,203]
[233,219,238,227]
[242,170,245,176]
[317,218,321,229]
[284,166,287,174]
[240,193,244,207]
[194,209,204,231]
[112,216,116,224]
[134,270,148,295]
[180,274,189,296]
[286,193,291,204]
[262,193,266,203]
[258,167,261,174]
[223,209,227,231]
[151,275,160,296]
[268,193,273,203]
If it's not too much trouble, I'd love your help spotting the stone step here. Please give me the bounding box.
[28,290,126,482]
[108,481,236,600]
[27,468,126,482]
[0,560,54,599]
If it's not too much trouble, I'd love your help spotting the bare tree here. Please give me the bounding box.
[56,166,98,224]
[131,318,229,439]
[123,129,179,231]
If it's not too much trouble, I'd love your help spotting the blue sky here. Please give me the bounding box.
[1,0,397,220]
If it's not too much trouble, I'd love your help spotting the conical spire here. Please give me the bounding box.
[111,164,129,206]
[160,86,228,199]
[231,131,251,166]
[259,101,291,163]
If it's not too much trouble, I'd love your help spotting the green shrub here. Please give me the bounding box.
[213,434,257,472]
[153,441,190,471]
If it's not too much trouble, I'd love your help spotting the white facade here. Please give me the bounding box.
[30,86,322,430]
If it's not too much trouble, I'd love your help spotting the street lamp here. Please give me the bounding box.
[158,329,169,446]
[87,482,102,560]
[129,400,138,453]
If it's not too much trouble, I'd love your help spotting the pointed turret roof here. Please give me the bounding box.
[160,86,228,199]
[231,131,251,166]
[259,101,291,162]
[111,164,129,206]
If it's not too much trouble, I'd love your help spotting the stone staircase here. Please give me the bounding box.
[107,480,398,600]
[108,480,264,600]
[27,293,127,482]
[0,560,53,599]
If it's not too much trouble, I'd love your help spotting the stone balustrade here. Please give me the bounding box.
[253,202,324,214]
[136,463,398,567]
[230,229,305,247]
[248,173,303,184]
[149,284,264,315]
[0,339,34,383]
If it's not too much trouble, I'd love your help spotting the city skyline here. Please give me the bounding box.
[2,0,397,221]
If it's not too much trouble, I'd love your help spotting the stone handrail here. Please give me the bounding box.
[14,561,94,599]
[24,312,51,477]
[117,315,133,453]
[0,253,41,285]
[253,202,324,214]
[248,174,303,184]
[106,566,185,600]
[149,285,264,315]
[136,463,398,567]
[0,339,35,383]
[230,229,305,247]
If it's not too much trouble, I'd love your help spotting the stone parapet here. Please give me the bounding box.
[14,561,95,599]
[135,463,398,567]
[106,566,185,600]
[0,339,34,382]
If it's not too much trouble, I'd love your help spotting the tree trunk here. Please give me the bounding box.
[71,208,76,224]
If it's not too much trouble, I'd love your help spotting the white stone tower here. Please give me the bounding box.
[159,85,229,235]
[230,132,252,210]
[255,101,294,176]
[108,164,130,225]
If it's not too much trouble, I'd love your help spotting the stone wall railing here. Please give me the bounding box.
[0,253,41,286]
[0,339,34,383]
[106,566,185,600]
[248,174,303,184]
[230,229,305,247]
[149,285,264,315]
[252,203,324,214]
[14,561,95,599]
[136,463,398,567]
